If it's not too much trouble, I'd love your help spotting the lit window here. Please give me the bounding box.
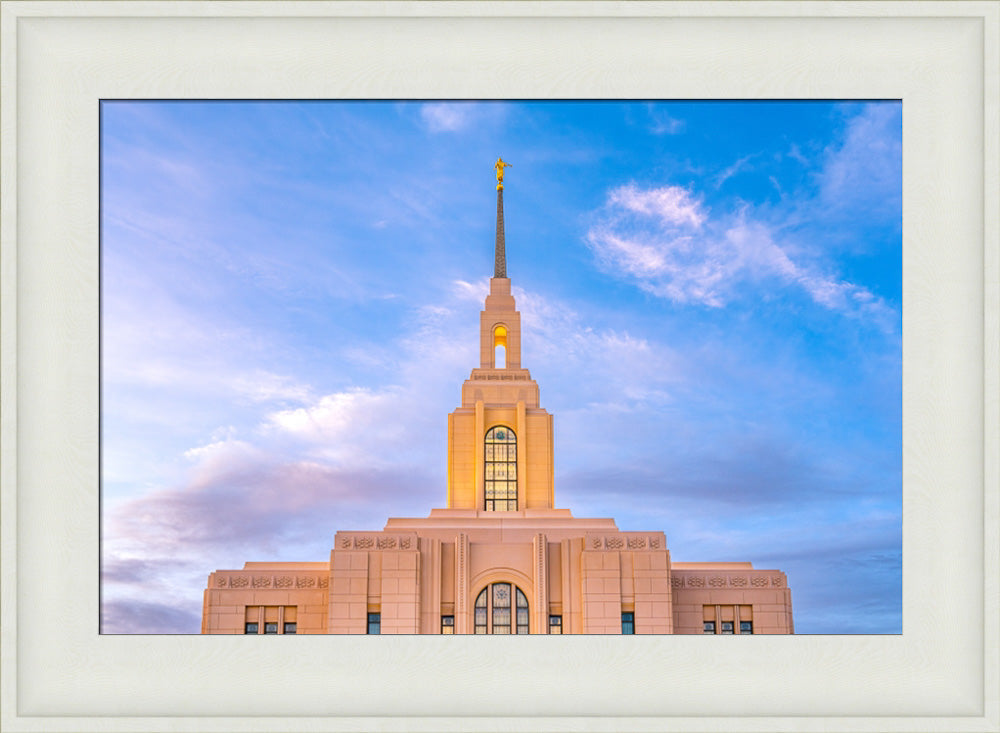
[244,622,259,634]
[703,621,716,634]
[484,426,517,511]
[622,612,635,635]
[549,615,562,634]
[264,622,278,634]
[441,616,454,634]
[367,613,381,634]
[493,325,507,368]
[740,621,753,634]
[283,622,297,634]
[720,621,734,634]
[474,582,529,634]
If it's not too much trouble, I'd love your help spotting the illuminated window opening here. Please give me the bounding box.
[492,324,508,369]
[484,425,516,511]
[474,583,529,634]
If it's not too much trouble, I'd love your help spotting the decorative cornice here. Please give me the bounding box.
[670,572,787,590]
[213,573,328,589]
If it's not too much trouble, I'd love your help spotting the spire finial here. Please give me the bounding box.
[494,158,508,278]
[494,156,511,190]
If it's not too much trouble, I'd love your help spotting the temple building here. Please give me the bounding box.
[201,159,794,635]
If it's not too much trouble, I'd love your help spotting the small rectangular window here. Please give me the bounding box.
[441,615,454,634]
[264,622,278,634]
[621,612,635,635]
[283,622,297,634]
[720,621,734,634]
[367,612,381,635]
[549,615,562,634]
[739,621,753,634]
[703,621,716,634]
[244,622,258,634]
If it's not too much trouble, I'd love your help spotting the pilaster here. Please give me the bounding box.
[474,400,484,510]
[455,533,470,634]
[532,533,549,633]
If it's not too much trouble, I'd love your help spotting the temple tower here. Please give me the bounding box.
[446,158,555,511]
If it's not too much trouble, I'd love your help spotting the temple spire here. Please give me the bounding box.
[494,157,511,278]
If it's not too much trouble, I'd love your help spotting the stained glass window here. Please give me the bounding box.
[473,582,530,634]
[485,426,517,511]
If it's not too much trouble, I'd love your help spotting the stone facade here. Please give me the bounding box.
[202,186,794,635]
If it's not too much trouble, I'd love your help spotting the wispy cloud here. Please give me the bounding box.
[586,145,896,325]
[102,599,203,635]
[713,154,756,188]
[420,103,476,133]
[646,106,685,135]
[818,104,902,214]
[787,142,809,166]
[607,184,706,228]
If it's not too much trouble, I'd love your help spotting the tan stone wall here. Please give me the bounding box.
[328,550,368,634]
[202,530,791,635]
[577,533,672,633]
[447,409,476,509]
[204,568,329,634]
[670,569,792,634]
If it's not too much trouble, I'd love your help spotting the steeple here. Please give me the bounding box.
[495,186,506,278]
[493,156,511,278]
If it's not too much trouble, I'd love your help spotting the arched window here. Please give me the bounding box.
[484,426,516,511]
[492,324,508,369]
[474,582,529,634]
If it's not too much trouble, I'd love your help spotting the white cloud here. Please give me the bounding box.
[818,103,902,215]
[647,107,685,135]
[606,184,706,228]
[787,143,809,166]
[713,154,756,188]
[420,103,475,133]
[586,184,894,323]
[266,387,409,463]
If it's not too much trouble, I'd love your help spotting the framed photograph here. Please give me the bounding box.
[2,2,996,731]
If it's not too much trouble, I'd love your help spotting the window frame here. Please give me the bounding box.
[484,425,517,511]
[621,611,635,635]
[473,582,530,634]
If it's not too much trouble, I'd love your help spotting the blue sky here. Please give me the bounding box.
[100,100,901,634]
